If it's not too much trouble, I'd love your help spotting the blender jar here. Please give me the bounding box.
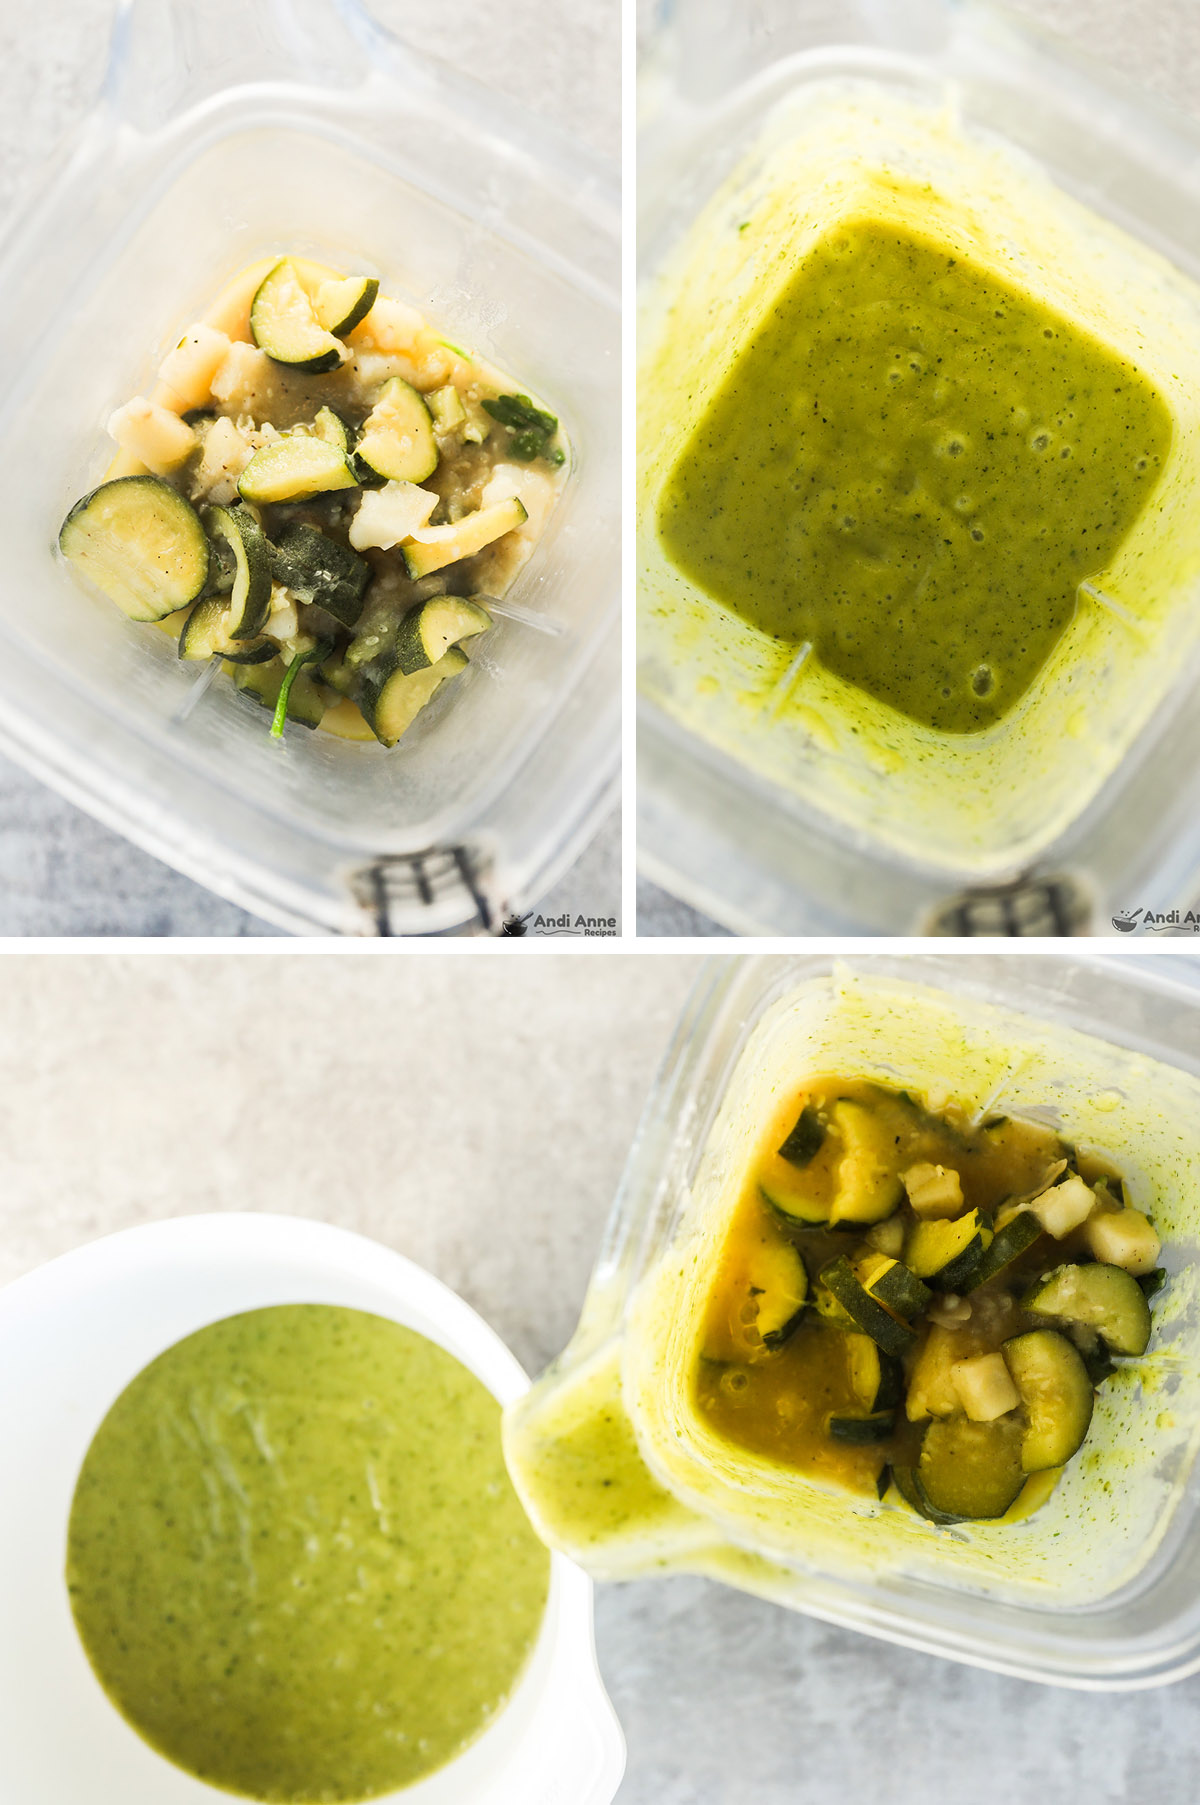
[0,0,619,934]
[505,952,1200,1687]
[638,0,1200,936]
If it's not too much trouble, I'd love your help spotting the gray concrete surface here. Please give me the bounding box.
[3,952,1200,1805]
[0,0,618,936]
[637,0,1200,938]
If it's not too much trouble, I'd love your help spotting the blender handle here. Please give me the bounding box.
[103,0,376,130]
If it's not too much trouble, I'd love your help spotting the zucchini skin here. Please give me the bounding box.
[777,1105,825,1169]
[59,476,212,623]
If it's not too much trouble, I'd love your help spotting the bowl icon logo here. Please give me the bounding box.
[1111,908,1142,933]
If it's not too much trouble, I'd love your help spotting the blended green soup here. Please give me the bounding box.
[66,1305,550,1804]
[657,219,1172,732]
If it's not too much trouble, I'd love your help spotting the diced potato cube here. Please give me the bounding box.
[865,1216,905,1257]
[158,322,232,409]
[107,398,196,475]
[952,1352,1020,1423]
[191,416,252,505]
[209,341,272,408]
[906,1324,962,1422]
[348,481,439,551]
[903,1162,964,1220]
[1084,1207,1162,1276]
[354,294,423,355]
[1029,1173,1096,1239]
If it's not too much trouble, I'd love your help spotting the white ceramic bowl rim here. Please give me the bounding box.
[0,1212,625,1805]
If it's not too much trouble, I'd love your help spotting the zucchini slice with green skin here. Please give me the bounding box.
[59,476,211,623]
[360,645,469,748]
[829,1099,905,1226]
[905,1210,993,1290]
[270,522,371,629]
[1023,1262,1152,1357]
[393,596,493,674]
[355,377,438,484]
[250,259,343,373]
[232,657,328,730]
[856,1254,932,1320]
[748,1239,810,1351]
[777,1104,826,1168]
[828,1411,894,1445]
[312,406,354,455]
[845,1333,905,1412]
[401,496,527,579]
[271,640,334,738]
[428,384,468,433]
[237,437,358,506]
[1003,1329,1094,1473]
[178,597,274,664]
[961,1210,1043,1292]
[891,1462,962,1527]
[202,502,272,638]
[760,1179,830,1228]
[916,1416,1026,1521]
[313,274,379,337]
[818,1256,915,1359]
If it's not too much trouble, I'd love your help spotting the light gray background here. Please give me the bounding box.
[4,952,1200,1805]
[638,0,1200,937]
[0,0,619,936]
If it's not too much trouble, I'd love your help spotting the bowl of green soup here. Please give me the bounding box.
[0,1214,624,1804]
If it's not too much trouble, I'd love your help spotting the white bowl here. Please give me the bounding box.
[0,1213,625,1805]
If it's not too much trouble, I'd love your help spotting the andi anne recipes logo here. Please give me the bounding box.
[1112,907,1200,933]
[501,910,617,937]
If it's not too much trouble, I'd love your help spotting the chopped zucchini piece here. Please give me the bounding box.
[828,1411,894,1445]
[401,496,527,579]
[845,1334,904,1413]
[355,377,438,484]
[905,1209,992,1290]
[393,596,493,674]
[311,406,354,455]
[178,597,273,664]
[916,1416,1026,1521]
[829,1099,904,1226]
[202,502,272,638]
[777,1104,826,1169]
[270,522,371,629]
[232,657,328,729]
[903,1162,964,1220]
[949,1352,1019,1423]
[59,476,211,623]
[237,436,358,506]
[961,1210,1042,1292]
[250,258,343,372]
[428,385,468,433]
[1024,1262,1152,1357]
[905,1324,962,1422]
[890,1461,963,1527]
[1002,1329,1094,1472]
[741,1239,809,1353]
[1083,1207,1162,1276]
[313,274,379,337]
[270,640,334,738]
[1138,1267,1168,1300]
[818,1255,914,1358]
[1028,1173,1098,1239]
[359,646,469,748]
[855,1253,931,1320]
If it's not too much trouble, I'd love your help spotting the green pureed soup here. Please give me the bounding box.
[656,218,1173,733]
[66,1305,550,1803]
